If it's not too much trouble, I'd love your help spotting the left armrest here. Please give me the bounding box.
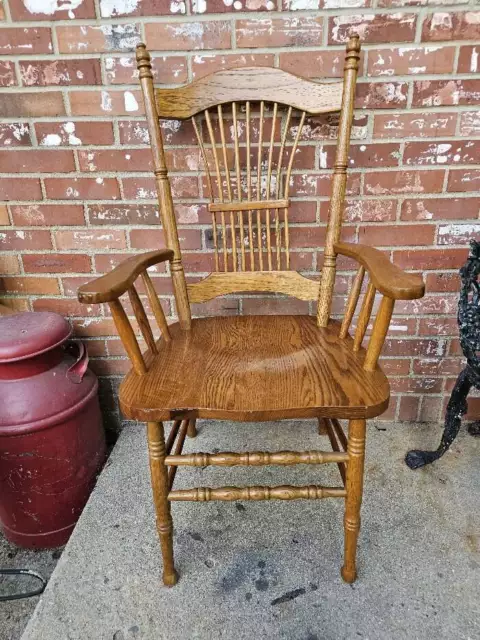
[334,242,425,301]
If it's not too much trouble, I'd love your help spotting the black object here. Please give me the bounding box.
[406,240,480,469]
[0,568,46,602]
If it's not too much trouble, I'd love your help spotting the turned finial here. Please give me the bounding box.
[136,42,153,79]
[345,33,361,69]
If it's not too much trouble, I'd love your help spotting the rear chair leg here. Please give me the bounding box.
[341,418,366,584]
[147,421,178,586]
[187,418,197,438]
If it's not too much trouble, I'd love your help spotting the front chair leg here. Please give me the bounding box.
[147,421,178,586]
[341,418,366,584]
[187,418,197,438]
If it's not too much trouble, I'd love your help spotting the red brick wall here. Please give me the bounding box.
[0,0,479,430]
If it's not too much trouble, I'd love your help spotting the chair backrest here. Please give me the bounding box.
[136,37,361,330]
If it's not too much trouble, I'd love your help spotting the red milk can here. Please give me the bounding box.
[0,311,106,548]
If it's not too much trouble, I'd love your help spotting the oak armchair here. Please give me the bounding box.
[78,35,424,586]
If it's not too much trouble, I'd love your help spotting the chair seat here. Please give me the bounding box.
[119,315,390,422]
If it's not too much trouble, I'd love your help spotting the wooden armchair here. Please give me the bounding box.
[78,36,425,586]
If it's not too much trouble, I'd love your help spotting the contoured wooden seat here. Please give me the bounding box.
[78,35,425,587]
[119,316,390,422]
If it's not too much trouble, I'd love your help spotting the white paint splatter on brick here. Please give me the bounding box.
[319,146,327,169]
[124,91,139,112]
[286,0,319,9]
[191,0,206,12]
[101,91,113,112]
[23,0,84,16]
[40,133,62,146]
[100,0,138,18]
[430,13,453,30]
[470,47,478,73]
[63,122,82,145]
[170,0,186,12]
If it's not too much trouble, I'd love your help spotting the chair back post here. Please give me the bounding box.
[317,35,361,327]
[136,44,191,330]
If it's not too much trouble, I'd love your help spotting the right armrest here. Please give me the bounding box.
[78,249,174,304]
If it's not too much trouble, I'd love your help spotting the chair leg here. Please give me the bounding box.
[187,418,197,438]
[341,418,366,584]
[317,417,328,435]
[146,421,178,586]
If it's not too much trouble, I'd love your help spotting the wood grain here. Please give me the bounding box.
[334,242,425,301]
[119,315,390,422]
[187,271,319,303]
[165,450,349,467]
[168,485,346,502]
[155,67,343,119]
[78,249,173,304]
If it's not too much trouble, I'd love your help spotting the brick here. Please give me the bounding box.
[73,318,117,337]
[390,377,442,394]
[356,82,408,109]
[398,396,419,422]
[458,111,480,136]
[419,397,442,424]
[10,204,85,226]
[359,224,434,247]
[122,176,199,199]
[23,253,91,273]
[144,20,231,51]
[195,0,275,12]
[9,0,94,20]
[348,143,400,168]
[0,27,52,54]
[44,178,121,200]
[243,296,309,315]
[364,170,444,195]
[289,173,360,198]
[373,112,456,139]
[0,229,52,250]
[0,92,64,117]
[130,228,201,250]
[69,90,143,116]
[1,277,59,295]
[0,123,31,147]
[422,11,480,41]
[438,224,480,246]
[56,229,126,250]
[419,318,458,336]
[118,119,197,145]
[236,17,323,48]
[383,338,447,358]
[20,59,101,87]
[105,55,188,85]
[0,61,15,87]
[401,197,480,221]
[367,46,454,76]
[192,53,275,80]
[289,201,316,223]
[0,298,29,314]
[57,24,140,54]
[425,273,460,293]
[329,14,416,44]
[457,46,480,74]
[279,50,363,79]
[88,204,160,225]
[413,358,463,377]
[35,121,114,146]
[296,114,368,141]
[343,199,397,223]
[0,178,42,201]
[392,248,467,270]
[0,205,9,225]
[412,80,480,107]
[0,255,20,275]
[100,0,181,17]
[0,150,75,173]
[62,276,96,296]
[448,169,480,193]
[32,297,96,317]
[396,294,457,315]
[404,140,480,166]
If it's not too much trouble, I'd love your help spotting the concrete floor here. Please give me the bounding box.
[0,536,61,640]
[21,420,479,640]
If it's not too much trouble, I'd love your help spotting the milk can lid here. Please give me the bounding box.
[0,312,72,363]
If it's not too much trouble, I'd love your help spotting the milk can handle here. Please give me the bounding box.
[65,341,89,384]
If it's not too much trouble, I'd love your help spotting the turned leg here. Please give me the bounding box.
[147,421,178,586]
[341,418,366,584]
[405,367,472,470]
[187,418,197,438]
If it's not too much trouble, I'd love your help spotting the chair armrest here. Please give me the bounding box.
[334,242,425,301]
[78,249,174,304]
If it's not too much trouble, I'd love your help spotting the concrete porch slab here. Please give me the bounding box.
[22,420,479,640]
